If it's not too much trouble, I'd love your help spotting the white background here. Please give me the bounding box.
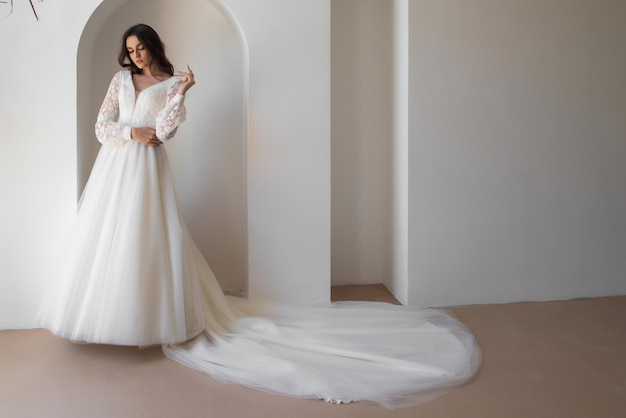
[1,0,625,329]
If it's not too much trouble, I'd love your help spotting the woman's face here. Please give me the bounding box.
[125,35,152,71]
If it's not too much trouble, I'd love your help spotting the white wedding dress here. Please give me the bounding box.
[38,70,480,408]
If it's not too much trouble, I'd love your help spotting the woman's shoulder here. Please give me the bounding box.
[116,69,132,78]
[106,69,131,84]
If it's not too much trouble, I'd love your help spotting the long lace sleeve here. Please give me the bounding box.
[95,71,132,145]
[156,77,186,141]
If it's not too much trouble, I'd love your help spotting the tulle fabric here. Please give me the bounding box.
[37,142,234,346]
[38,140,480,406]
[38,69,481,408]
[165,297,480,408]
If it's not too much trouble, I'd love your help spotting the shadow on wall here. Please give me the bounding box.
[77,0,248,294]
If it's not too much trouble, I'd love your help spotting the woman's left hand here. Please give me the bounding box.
[177,65,196,95]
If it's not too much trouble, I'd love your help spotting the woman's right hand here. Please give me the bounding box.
[131,127,161,146]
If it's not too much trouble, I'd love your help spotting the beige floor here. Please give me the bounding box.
[1,285,624,418]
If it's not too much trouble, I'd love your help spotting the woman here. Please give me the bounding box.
[39,23,480,408]
[39,23,234,346]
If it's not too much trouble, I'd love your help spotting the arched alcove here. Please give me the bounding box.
[77,0,248,294]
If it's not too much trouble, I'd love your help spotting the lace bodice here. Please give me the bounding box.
[95,70,186,145]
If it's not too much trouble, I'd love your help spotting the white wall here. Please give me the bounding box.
[227,0,331,304]
[2,0,624,330]
[0,1,95,329]
[407,0,626,306]
[388,0,409,305]
[0,0,330,329]
[331,0,394,286]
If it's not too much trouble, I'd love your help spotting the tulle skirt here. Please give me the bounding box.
[38,141,480,408]
[165,297,480,408]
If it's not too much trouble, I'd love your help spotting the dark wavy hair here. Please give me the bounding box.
[118,24,174,76]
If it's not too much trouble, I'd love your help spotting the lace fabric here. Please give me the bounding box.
[95,70,186,145]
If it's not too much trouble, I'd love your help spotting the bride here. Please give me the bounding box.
[38,23,480,409]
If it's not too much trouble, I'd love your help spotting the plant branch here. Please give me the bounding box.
[28,0,39,21]
[0,0,43,21]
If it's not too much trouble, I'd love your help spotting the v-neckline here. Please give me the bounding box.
[132,74,171,94]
